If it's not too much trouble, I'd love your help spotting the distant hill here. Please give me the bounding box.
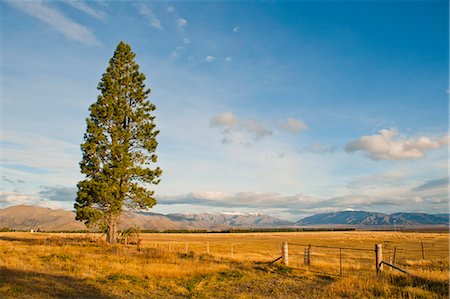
[1,205,447,231]
[166,212,293,227]
[296,211,450,226]
[0,205,192,231]
[0,205,86,231]
[0,205,291,231]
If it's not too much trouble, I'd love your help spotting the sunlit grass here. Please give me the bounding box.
[0,231,448,298]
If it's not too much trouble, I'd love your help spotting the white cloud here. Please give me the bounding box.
[159,191,319,209]
[65,0,106,20]
[0,190,65,210]
[210,112,272,143]
[182,38,191,45]
[210,112,238,128]
[225,57,232,62]
[157,178,448,219]
[345,128,449,160]
[233,26,240,32]
[241,120,272,141]
[205,55,216,62]
[8,0,100,45]
[137,3,162,30]
[177,18,187,28]
[191,191,230,201]
[279,118,308,133]
[167,6,175,13]
[159,189,437,210]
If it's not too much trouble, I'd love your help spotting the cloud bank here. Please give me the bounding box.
[345,128,448,160]
[157,174,448,217]
[1,173,447,220]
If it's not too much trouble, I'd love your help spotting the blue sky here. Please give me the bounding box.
[1,0,448,220]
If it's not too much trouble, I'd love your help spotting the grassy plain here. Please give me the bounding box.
[0,231,448,298]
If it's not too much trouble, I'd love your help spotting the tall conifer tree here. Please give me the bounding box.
[75,42,162,244]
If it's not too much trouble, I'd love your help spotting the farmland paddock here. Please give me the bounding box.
[0,231,448,298]
[137,232,449,277]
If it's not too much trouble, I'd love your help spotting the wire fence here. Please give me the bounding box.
[140,238,449,276]
[286,243,375,276]
[381,241,449,274]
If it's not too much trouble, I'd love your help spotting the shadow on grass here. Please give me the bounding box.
[254,261,341,280]
[0,236,42,244]
[0,236,101,246]
[389,274,449,297]
[0,267,117,298]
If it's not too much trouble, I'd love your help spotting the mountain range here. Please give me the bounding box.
[0,205,448,231]
[296,210,449,226]
[165,212,292,227]
[0,205,291,231]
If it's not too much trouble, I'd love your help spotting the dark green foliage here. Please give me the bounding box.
[75,42,161,243]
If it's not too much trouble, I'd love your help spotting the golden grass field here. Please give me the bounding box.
[0,231,448,298]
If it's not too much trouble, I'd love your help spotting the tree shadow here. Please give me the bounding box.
[0,267,118,298]
[389,274,449,297]
[0,236,40,244]
[0,236,101,246]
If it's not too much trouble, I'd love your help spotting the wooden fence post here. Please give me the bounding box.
[392,247,397,265]
[281,242,289,266]
[304,245,311,266]
[388,256,392,272]
[206,242,210,254]
[308,244,311,266]
[280,242,283,263]
[304,247,308,265]
[185,242,188,254]
[421,241,425,260]
[375,244,383,274]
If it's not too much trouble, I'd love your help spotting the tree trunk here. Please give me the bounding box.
[106,218,118,244]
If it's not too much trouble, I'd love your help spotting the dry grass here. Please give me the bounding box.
[0,231,448,298]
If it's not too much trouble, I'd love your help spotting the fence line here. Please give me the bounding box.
[150,240,280,258]
[147,240,447,257]
[286,242,387,275]
[142,239,448,276]
[288,242,374,252]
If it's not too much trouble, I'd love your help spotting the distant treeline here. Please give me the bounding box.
[0,228,95,233]
[0,227,356,233]
[137,228,356,233]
